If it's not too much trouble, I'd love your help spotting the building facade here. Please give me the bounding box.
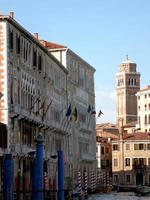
[136,86,150,132]
[96,123,118,187]
[41,40,96,188]
[112,132,150,188]
[116,57,140,127]
[0,12,96,194]
[0,12,70,194]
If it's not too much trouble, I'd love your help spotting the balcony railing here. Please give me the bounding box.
[133,164,147,172]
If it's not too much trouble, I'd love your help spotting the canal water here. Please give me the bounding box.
[88,192,150,200]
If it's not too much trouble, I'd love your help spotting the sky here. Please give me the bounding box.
[1,0,150,124]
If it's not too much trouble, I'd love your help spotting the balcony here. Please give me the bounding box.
[80,153,95,162]
[133,164,147,172]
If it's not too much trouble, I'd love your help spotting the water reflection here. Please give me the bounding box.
[88,192,150,200]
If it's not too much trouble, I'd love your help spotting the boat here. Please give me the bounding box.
[136,186,150,195]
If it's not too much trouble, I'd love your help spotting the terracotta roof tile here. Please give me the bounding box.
[98,133,118,139]
[123,132,150,140]
[113,132,150,141]
[40,40,66,49]
[137,85,150,93]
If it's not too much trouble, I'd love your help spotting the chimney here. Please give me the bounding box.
[34,33,39,40]
[9,12,14,19]
[42,40,47,47]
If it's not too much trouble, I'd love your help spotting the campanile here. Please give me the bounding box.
[116,56,140,126]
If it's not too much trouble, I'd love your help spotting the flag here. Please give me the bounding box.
[91,106,96,115]
[71,107,78,121]
[98,110,104,117]
[87,105,91,113]
[66,104,72,117]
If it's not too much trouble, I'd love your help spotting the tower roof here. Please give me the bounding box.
[121,55,135,64]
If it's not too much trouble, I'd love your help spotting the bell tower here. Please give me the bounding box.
[116,56,140,126]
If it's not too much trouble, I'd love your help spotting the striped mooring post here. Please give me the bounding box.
[83,170,88,198]
[103,172,107,187]
[90,171,96,192]
[77,170,82,195]
[106,172,110,186]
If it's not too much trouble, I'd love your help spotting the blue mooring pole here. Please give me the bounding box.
[57,150,64,200]
[3,154,14,200]
[33,134,44,200]
[32,159,37,200]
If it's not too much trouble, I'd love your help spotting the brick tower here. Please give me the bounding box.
[116,56,140,126]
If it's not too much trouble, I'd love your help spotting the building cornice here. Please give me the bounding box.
[0,15,68,74]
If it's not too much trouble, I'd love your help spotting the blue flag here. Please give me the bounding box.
[66,104,72,117]
[87,105,91,113]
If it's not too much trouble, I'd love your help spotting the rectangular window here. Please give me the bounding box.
[126,175,131,184]
[101,146,104,155]
[9,30,14,49]
[96,146,98,153]
[113,144,119,151]
[139,144,144,150]
[101,160,106,169]
[139,158,144,165]
[148,158,150,166]
[114,159,118,167]
[139,116,141,124]
[0,123,7,148]
[106,160,109,167]
[134,143,144,150]
[38,55,42,71]
[133,158,138,166]
[114,175,118,184]
[33,49,37,67]
[145,115,147,124]
[125,158,130,166]
[126,144,130,150]
[16,35,20,54]
[147,144,150,150]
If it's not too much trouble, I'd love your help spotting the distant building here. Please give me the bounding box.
[123,121,136,134]
[136,86,150,132]
[112,132,150,188]
[116,56,140,127]
[96,123,118,185]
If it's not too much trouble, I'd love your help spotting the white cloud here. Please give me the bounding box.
[95,87,116,124]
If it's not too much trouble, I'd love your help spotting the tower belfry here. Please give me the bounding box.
[116,57,140,126]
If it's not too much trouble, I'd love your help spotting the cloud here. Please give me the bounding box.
[95,87,116,124]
